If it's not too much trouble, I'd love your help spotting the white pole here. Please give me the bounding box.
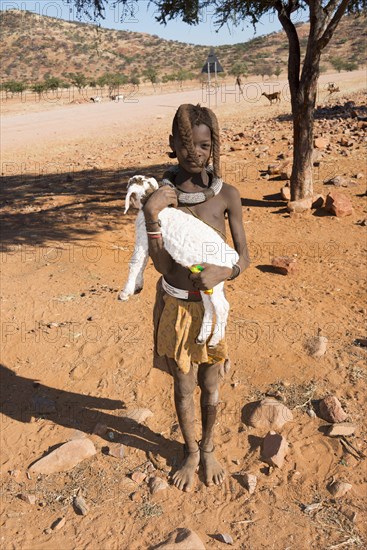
[207,61,211,108]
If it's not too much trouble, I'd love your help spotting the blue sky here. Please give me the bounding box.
[1,0,308,45]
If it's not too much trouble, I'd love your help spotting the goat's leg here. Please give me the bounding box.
[207,283,230,348]
[118,245,148,301]
[196,292,214,345]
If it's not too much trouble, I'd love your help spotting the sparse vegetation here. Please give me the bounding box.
[0,10,364,85]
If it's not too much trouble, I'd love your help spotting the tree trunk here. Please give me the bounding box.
[289,45,321,202]
[290,74,318,201]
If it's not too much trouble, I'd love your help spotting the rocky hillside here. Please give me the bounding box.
[0,9,365,83]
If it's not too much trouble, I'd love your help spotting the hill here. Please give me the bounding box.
[0,9,365,84]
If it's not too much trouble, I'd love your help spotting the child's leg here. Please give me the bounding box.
[198,362,225,486]
[168,359,200,492]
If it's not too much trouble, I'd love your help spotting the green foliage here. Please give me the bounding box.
[329,56,358,72]
[65,72,88,91]
[129,74,140,86]
[2,80,27,94]
[229,61,248,77]
[142,66,159,85]
[31,82,47,96]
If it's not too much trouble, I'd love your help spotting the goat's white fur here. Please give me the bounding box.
[110,94,124,102]
[90,96,102,103]
[119,175,239,348]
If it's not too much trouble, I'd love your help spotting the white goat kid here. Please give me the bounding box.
[119,175,239,348]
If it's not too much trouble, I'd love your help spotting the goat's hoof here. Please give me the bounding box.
[118,292,129,301]
[134,287,143,295]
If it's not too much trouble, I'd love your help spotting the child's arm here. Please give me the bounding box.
[226,185,251,273]
[143,187,178,275]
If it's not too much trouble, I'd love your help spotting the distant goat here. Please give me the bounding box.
[90,96,102,103]
[327,83,340,94]
[262,92,281,105]
[110,94,124,102]
[119,175,239,348]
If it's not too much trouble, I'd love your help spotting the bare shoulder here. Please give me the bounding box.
[220,182,241,208]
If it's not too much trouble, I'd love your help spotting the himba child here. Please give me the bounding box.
[143,103,250,492]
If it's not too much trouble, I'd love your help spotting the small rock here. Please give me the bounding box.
[326,423,357,437]
[247,397,293,430]
[340,137,353,147]
[19,493,36,505]
[354,173,364,179]
[29,439,96,474]
[93,423,108,436]
[305,335,328,358]
[280,162,292,180]
[242,473,257,494]
[216,533,234,545]
[325,191,353,217]
[312,194,325,209]
[267,162,281,175]
[107,443,125,459]
[312,149,324,166]
[281,185,291,201]
[149,476,169,494]
[107,431,115,441]
[327,480,352,498]
[287,197,313,213]
[261,431,288,468]
[73,495,89,516]
[154,528,205,549]
[323,175,350,187]
[272,256,298,275]
[318,396,347,423]
[123,408,154,424]
[51,517,66,531]
[9,469,21,479]
[131,471,146,484]
[314,137,329,149]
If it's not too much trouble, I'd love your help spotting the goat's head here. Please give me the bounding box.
[124,175,159,214]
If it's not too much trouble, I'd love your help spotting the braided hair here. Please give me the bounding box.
[169,104,221,178]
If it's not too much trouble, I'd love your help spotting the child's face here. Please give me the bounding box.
[170,123,212,174]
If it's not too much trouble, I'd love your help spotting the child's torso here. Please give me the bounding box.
[164,188,229,297]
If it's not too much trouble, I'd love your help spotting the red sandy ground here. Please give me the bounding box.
[1,71,366,549]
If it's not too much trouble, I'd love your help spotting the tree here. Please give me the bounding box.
[68,1,366,203]
[229,61,248,79]
[31,82,47,99]
[274,65,282,78]
[66,72,88,94]
[142,66,159,89]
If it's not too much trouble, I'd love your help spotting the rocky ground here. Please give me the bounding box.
[0,74,366,550]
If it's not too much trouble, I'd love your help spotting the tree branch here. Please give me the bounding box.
[318,0,349,49]
[275,1,300,97]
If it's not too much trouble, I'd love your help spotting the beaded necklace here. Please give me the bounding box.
[161,165,223,205]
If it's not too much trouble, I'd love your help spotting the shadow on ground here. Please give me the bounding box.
[0,363,180,464]
[276,99,367,123]
[0,163,170,251]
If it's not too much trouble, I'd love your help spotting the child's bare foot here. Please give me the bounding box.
[200,445,225,486]
[171,446,200,492]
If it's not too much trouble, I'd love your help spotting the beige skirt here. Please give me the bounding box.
[153,278,228,375]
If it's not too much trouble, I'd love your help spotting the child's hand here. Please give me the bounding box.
[189,263,232,290]
[143,187,178,216]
